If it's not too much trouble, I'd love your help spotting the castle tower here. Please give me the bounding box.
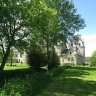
[77,38,85,64]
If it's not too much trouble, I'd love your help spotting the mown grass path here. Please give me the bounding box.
[39,67,96,96]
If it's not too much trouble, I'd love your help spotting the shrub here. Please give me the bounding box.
[48,50,60,70]
[89,57,96,67]
[89,51,96,67]
[27,50,47,69]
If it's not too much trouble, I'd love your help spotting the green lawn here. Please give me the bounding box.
[0,66,96,96]
[40,66,96,96]
[4,63,29,70]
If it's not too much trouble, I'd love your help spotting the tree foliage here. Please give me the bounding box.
[27,49,47,69]
[48,49,60,70]
[89,51,96,67]
[27,0,85,69]
[0,0,85,71]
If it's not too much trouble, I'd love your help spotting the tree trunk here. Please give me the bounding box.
[47,42,49,60]
[10,56,13,66]
[48,44,55,70]
[0,46,10,71]
[46,40,50,70]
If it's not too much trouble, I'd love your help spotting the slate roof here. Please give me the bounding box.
[61,49,69,54]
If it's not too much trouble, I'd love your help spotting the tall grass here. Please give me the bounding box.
[0,69,51,96]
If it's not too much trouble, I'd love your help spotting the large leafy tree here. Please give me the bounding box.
[27,0,85,69]
[48,0,85,69]
[0,0,57,71]
[0,0,30,71]
[26,0,59,69]
[51,0,85,43]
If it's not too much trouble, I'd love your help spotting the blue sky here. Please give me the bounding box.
[73,0,96,56]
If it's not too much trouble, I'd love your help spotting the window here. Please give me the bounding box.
[71,43,73,46]
[71,57,74,61]
[68,57,70,61]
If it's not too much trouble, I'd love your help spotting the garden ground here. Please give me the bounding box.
[0,65,96,96]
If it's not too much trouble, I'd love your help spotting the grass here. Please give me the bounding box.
[0,68,50,96]
[0,66,96,96]
[4,63,29,70]
[40,66,96,96]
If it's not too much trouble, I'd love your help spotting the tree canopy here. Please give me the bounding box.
[0,0,85,71]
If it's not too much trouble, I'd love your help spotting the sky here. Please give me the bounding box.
[73,0,96,57]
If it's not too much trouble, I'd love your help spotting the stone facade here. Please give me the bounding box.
[55,39,85,65]
[14,52,26,64]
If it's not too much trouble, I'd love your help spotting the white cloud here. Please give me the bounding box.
[82,34,96,57]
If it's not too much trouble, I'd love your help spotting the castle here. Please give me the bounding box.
[15,38,85,65]
[55,38,85,65]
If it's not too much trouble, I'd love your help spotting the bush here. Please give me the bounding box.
[89,57,96,67]
[48,50,60,70]
[89,51,96,67]
[27,50,47,69]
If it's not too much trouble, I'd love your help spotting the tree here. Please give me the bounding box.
[47,0,85,69]
[26,0,59,69]
[0,0,57,71]
[89,51,96,67]
[0,0,30,71]
[27,0,85,69]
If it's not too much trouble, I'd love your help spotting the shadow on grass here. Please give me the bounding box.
[49,66,89,78]
[0,66,95,96]
[0,68,47,87]
[39,67,96,96]
[71,66,96,71]
[41,78,96,96]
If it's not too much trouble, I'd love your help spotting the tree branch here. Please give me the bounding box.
[15,32,29,41]
[0,51,3,58]
[0,38,5,56]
